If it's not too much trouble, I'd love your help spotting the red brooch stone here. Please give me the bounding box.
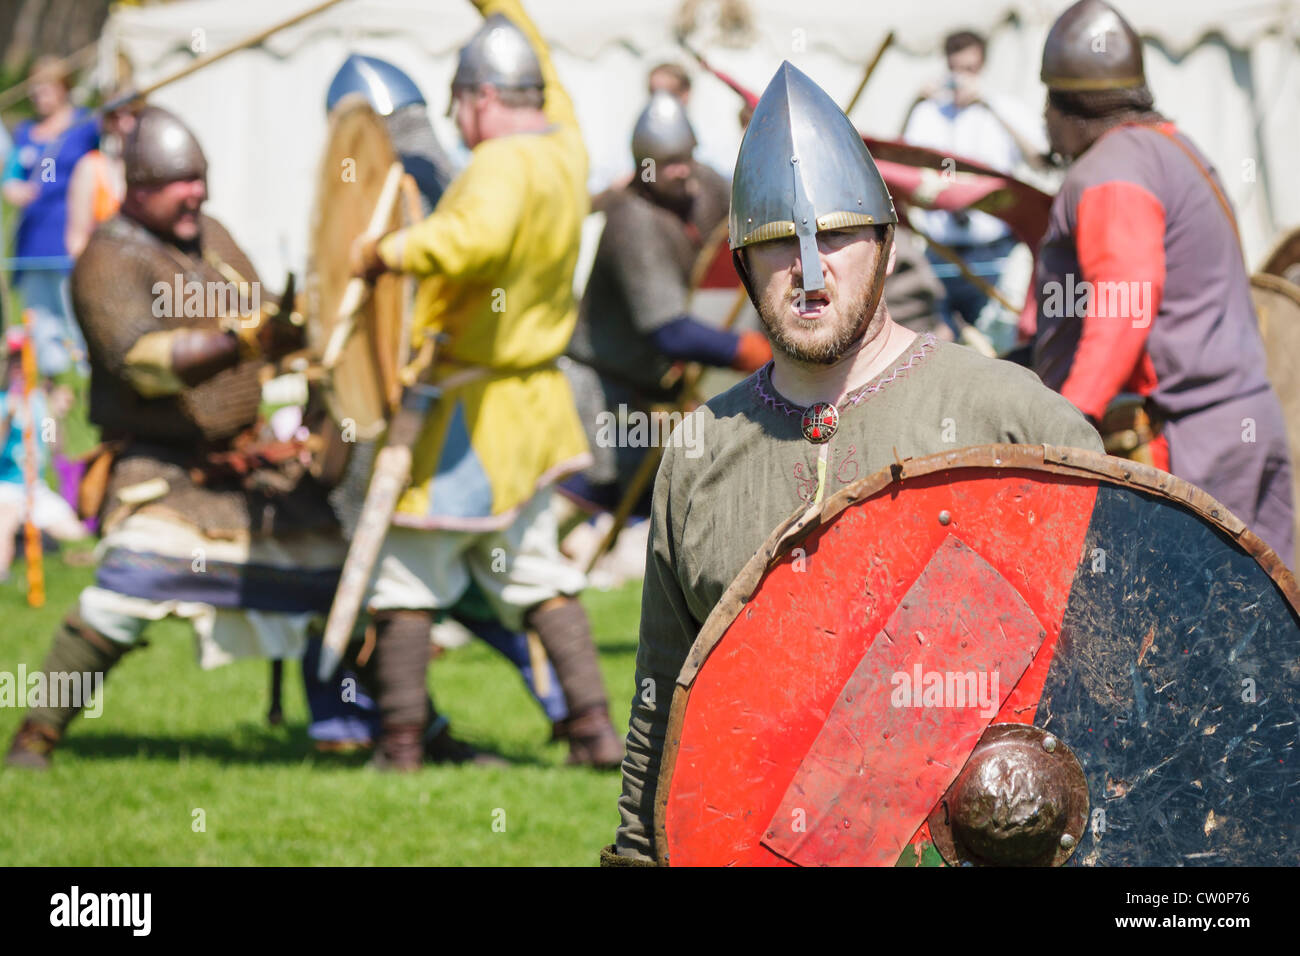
[801,401,839,444]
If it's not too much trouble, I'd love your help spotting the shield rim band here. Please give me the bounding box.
[651,443,1300,865]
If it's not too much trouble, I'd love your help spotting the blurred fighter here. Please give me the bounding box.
[325,53,457,214]
[5,107,340,768]
[350,0,621,769]
[309,54,567,756]
[1033,0,1294,564]
[560,92,770,517]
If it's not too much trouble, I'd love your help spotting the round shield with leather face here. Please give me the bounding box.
[305,96,415,456]
[654,445,1300,866]
[1252,273,1300,568]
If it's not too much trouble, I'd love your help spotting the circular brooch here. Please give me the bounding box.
[801,401,839,444]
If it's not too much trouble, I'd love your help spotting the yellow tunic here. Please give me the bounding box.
[378,0,591,530]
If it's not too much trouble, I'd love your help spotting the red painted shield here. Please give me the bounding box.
[654,445,1300,866]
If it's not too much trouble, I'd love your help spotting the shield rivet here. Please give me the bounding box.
[1042,735,1058,753]
[1060,834,1077,850]
[938,510,952,525]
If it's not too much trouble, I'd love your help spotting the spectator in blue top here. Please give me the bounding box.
[2,57,98,377]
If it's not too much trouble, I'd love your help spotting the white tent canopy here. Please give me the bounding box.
[104,0,1300,279]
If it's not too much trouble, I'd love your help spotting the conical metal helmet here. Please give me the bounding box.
[728,61,895,293]
[631,92,697,167]
[326,54,425,116]
[123,106,208,187]
[1041,0,1145,91]
[451,13,544,92]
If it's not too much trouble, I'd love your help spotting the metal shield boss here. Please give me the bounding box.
[729,61,896,293]
[655,445,1300,866]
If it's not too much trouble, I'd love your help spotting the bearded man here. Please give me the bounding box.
[560,92,770,517]
[607,62,1103,863]
[5,107,343,769]
[1032,0,1294,566]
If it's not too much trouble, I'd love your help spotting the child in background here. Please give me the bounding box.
[0,329,87,580]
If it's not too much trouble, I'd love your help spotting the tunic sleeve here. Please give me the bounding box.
[1059,180,1166,420]
[382,145,527,282]
[615,439,702,861]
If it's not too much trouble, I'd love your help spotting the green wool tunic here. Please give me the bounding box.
[614,333,1105,861]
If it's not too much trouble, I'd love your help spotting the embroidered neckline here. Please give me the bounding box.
[753,332,938,419]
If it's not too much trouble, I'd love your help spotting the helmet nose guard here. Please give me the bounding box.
[728,61,896,296]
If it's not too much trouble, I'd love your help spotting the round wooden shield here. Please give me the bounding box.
[305,97,413,441]
[655,445,1300,866]
[1259,224,1300,287]
[1252,272,1300,567]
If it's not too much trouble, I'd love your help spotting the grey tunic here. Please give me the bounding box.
[565,164,730,492]
[614,334,1104,860]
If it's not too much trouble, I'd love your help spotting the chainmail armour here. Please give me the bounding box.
[564,164,730,485]
[567,165,730,397]
[71,213,338,538]
[385,104,457,214]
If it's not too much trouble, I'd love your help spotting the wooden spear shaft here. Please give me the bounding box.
[908,220,1022,316]
[844,31,896,117]
[0,41,98,112]
[117,0,355,107]
[19,311,43,608]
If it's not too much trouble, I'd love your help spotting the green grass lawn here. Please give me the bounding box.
[0,551,641,866]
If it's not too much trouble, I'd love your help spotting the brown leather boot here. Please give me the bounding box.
[369,610,433,772]
[5,613,128,771]
[423,720,509,767]
[564,705,623,769]
[4,720,61,771]
[526,598,622,768]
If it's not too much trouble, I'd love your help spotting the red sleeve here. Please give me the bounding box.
[1059,180,1166,420]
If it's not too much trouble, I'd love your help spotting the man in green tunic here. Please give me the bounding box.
[607,62,1103,864]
